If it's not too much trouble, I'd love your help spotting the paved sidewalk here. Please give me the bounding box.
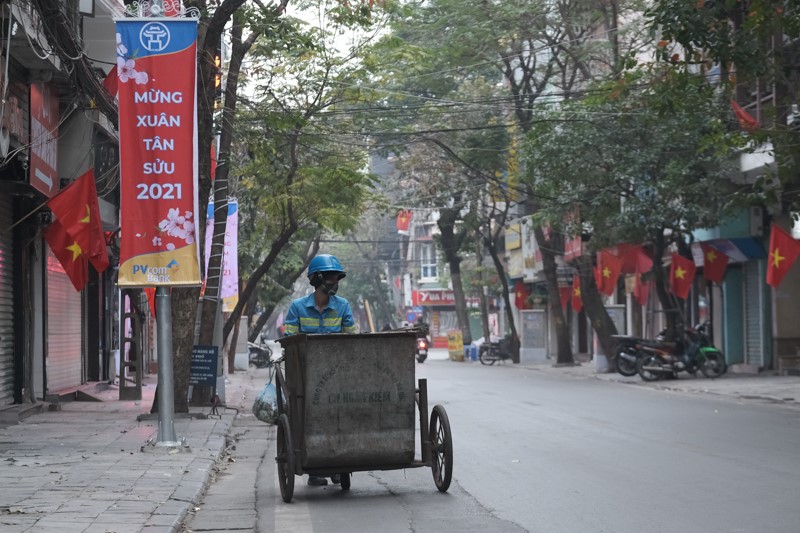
[518,357,800,408]
[0,367,267,533]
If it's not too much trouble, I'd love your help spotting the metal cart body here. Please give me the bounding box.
[274,332,453,502]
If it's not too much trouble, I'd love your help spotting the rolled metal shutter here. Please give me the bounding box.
[743,261,764,367]
[0,196,15,405]
[46,248,83,392]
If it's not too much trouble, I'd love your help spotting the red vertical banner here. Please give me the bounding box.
[116,19,201,286]
[29,81,60,197]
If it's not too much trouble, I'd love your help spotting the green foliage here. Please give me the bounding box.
[648,0,800,82]
[523,70,753,250]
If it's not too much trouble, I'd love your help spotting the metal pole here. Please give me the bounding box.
[156,286,178,446]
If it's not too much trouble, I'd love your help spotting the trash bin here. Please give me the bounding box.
[467,344,479,362]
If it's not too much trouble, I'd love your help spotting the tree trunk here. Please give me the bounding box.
[652,232,681,336]
[193,18,257,405]
[227,312,241,374]
[476,232,491,341]
[575,254,618,365]
[534,226,573,365]
[368,270,394,329]
[437,207,472,345]
[485,236,520,363]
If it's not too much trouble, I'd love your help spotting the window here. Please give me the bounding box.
[420,242,437,281]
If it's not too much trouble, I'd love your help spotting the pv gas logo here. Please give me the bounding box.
[133,261,179,283]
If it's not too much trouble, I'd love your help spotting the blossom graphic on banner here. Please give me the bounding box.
[116,19,201,286]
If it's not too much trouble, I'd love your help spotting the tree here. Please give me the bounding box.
[359,0,654,364]
[220,4,384,344]
[523,70,749,341]
[647,0,800,201]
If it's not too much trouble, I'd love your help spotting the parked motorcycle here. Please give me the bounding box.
[610,335,644,376]
[248,341,273,369]
[415,336,430,363]
[479,337,513,365]
[636,322,727,381]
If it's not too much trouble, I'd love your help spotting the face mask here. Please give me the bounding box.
[321,281,338,296]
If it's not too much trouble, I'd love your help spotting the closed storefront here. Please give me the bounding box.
[45,248,83,392]
[743,261,766,367]
[0,195,15,405]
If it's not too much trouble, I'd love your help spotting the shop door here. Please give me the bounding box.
[46,248,83,392]
[743,261,764,367]
[0,196,14,405]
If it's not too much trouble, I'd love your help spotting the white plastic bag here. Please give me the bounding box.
[252,369,279,424]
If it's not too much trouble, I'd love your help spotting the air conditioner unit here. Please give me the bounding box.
[749,206,764,237]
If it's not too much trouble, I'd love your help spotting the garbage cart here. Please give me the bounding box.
[274,332,453,502]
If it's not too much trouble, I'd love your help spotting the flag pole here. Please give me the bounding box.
[155,286,179,446]
[0,201,48,235]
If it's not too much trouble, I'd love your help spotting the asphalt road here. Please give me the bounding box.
[183,353,800,533]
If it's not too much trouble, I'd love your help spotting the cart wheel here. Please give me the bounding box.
[340,472,351,490]
[276,414,295,503]
[429,404,453,492]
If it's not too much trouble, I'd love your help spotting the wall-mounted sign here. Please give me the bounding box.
[29,81,59,196]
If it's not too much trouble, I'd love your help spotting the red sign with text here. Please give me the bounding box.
[29,81,59,197]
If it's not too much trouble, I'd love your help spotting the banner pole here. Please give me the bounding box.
[156,286,179,446]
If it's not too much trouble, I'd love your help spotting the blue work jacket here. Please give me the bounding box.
[283,293,357,335]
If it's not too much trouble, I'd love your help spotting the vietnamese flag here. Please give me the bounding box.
[596,250,622,296]
[571,275,583,313]
[102,66,118,97]
[633,248,653,306]
[514,280,529,309]
[633,270,650,306]
[731,100,758,133]
[46,169,109,273]
[396,209,412,235]
[700,243,729,284]
[669,253,696,299]
[766,225,800,287]
[43,220,89,291]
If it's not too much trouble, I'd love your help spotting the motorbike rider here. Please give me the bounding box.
[283,254,357,486]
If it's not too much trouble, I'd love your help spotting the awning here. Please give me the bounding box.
[691,237,766,265]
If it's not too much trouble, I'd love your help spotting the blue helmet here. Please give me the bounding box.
[307,254,346,281]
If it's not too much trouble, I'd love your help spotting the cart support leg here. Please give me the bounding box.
[418,378,431,464]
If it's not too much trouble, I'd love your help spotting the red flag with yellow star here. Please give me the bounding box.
[700,243,729,284]
[595,250,622,296]
[46,169,109,273]
[571,275,583,313]
[43,220,88,291]
[766,225,800,287]
[669,253,696,299]
[514,279,529,309]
